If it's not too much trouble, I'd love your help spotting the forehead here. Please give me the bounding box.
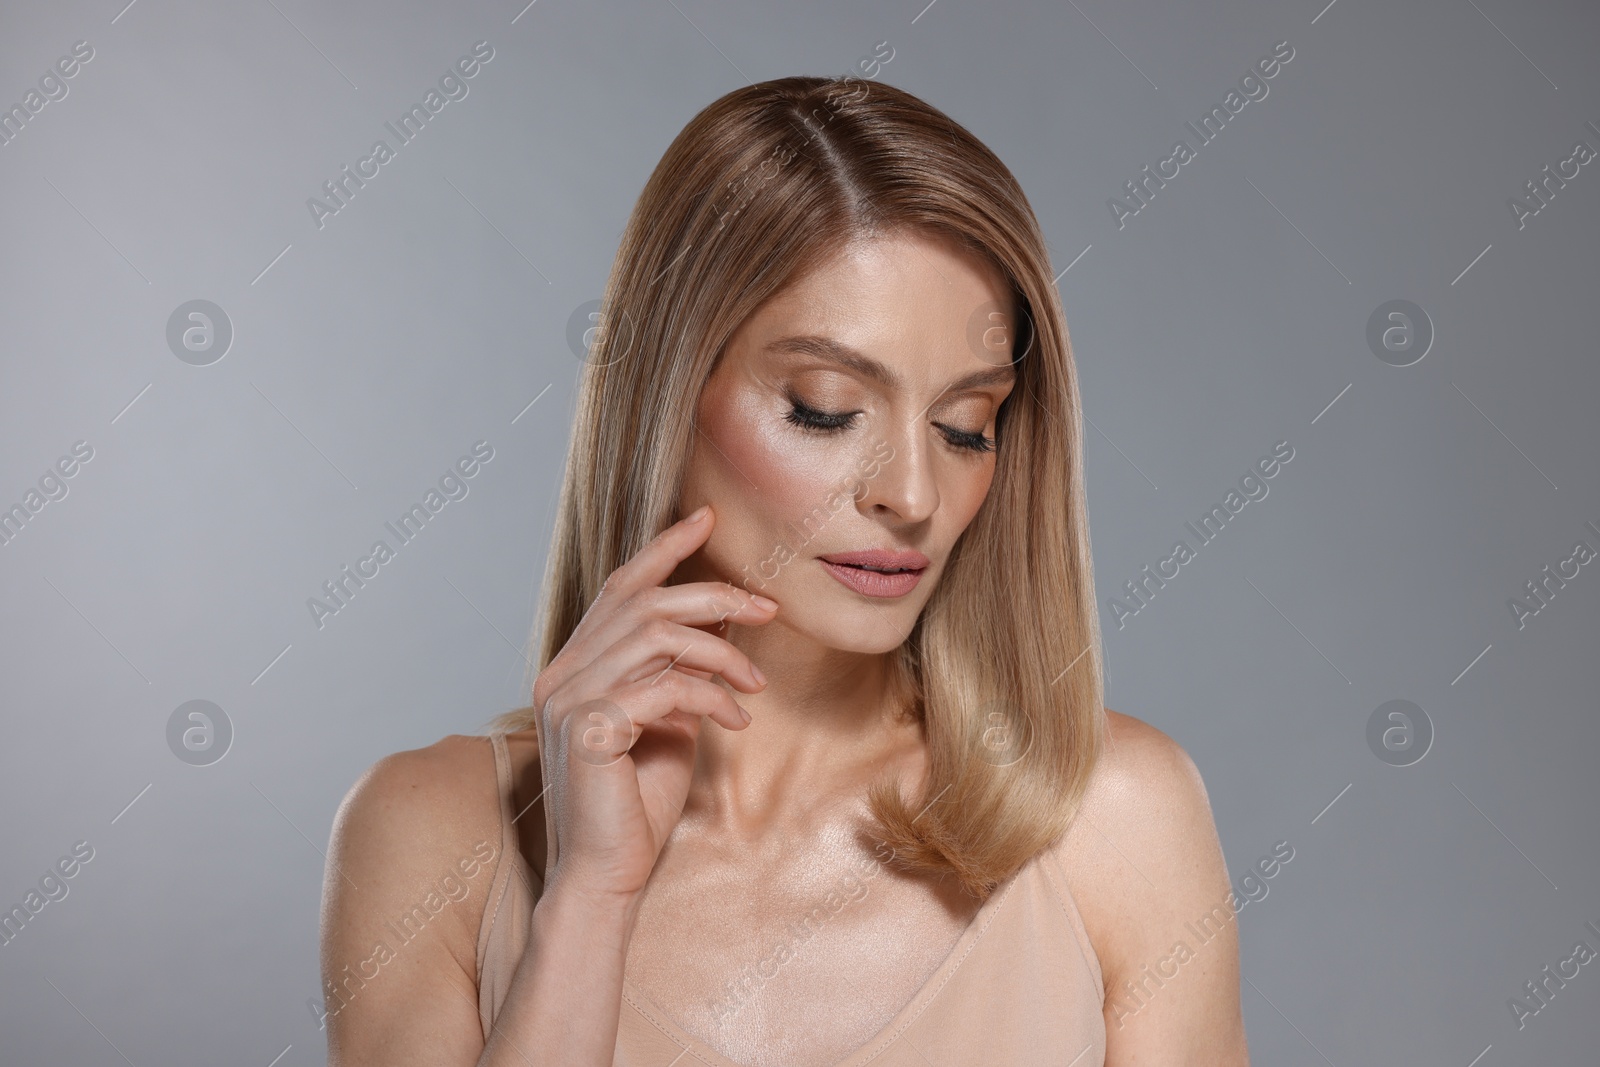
[737,230,1015,369]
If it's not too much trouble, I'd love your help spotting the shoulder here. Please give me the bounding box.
[320,734,509,1054]
[1075,709,1215,836]
[1054,710,1224,924]
[327,734,503,891]
[324,728,546,903]
[1048,709,1216,858]
[1054,710,1248,1058]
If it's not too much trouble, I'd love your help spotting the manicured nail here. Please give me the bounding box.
[750,594,778,612]
[686,505,709,524]
[739,705,753,723]
[751,662,768,685]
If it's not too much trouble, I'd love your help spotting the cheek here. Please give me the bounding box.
[719,395,839,499]
[692,391,848,578]
[941,456,998,538]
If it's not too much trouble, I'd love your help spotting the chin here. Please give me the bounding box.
[796,619,911,656]
[792,594,924,654]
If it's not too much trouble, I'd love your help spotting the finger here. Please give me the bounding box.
[643,581,779,628]
[543,509,729,703]
[566,616,767,698]
[585,581,774,657]
[560,674,748,764]
[613,670,750,733]
[598,505,717,606]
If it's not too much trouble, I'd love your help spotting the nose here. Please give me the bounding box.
[855,413,939,524]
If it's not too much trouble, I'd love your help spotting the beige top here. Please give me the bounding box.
[475,731,1108,1066]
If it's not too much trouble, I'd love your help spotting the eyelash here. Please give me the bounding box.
[783,398,996,454]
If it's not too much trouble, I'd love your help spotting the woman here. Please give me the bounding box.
[320,75,1248,1066]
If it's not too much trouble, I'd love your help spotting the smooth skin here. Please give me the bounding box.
[320,230,1248,1066]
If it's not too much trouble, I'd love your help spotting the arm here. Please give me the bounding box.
[1067,712,1250,1064]
[320,741,490,1065]
[475,874,643,1065]
[319,737,643,1066]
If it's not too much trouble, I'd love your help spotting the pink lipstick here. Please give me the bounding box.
[817,548,930,599]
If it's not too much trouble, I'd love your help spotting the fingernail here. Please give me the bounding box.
[750,594,778,612]
[739,705,753,723]
[751,662,767,685]
[686,505,709,524]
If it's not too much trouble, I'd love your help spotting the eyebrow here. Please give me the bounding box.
[763,334,1016,394]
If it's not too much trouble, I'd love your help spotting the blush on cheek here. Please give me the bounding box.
[732,420,842,538]
[950,468,996,533]
[691,392,858,596]
[742,429,842,505]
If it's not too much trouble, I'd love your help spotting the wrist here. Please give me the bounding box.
[537,871,645,930]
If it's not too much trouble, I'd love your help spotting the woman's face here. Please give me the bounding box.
[676,228,1019,654]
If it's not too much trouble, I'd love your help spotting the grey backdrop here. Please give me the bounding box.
[2,0,1597,1063]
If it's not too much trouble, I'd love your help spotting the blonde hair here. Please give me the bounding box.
[489,75,1105,899]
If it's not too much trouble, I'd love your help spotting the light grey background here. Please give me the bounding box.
[2,0,1597,1063]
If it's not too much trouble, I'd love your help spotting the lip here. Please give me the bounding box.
[818,548,930,599]
[818,549,931,570]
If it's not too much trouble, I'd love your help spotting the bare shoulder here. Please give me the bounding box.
[333,732,501,820]
[1056,709,1222,926]
[1055,709,1248,1061]
[1077,709,1214,830]
[326,734,504,918]
[319,733,507,1064]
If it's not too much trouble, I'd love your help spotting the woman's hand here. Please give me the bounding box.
[531,504,775,904]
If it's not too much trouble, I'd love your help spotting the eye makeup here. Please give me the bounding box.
[781,390,996,454]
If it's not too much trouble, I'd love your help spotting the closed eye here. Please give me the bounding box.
[937,424,995,454]
[784,397,995,454]
[784,399,857,433]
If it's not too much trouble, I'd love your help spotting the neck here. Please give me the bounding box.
[687,615,923,842]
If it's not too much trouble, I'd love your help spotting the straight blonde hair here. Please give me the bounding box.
[490,75,1105,900]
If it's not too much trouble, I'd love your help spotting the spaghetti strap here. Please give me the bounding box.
[1038,843,1107,1003]
[489,731,520,873]
[475,731,540,1040]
